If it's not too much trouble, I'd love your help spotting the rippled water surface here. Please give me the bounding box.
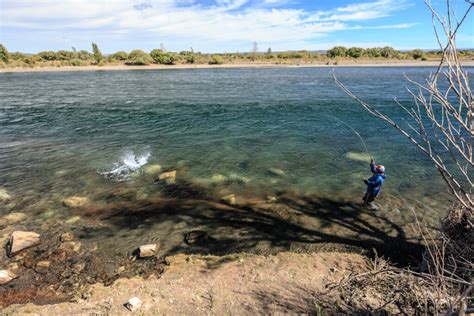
[0,67,465,262]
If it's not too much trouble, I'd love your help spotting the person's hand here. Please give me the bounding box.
[363,179,369,185]
[370,158,374,164]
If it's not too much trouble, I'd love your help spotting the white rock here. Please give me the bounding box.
[139,244,158,258]
[0,188,12,202]
[7,231,41,257]
[0,270,18,285]
[159,170,177,184]
[125,297,142,312]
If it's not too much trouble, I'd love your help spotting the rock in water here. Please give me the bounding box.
[62,196,90,208]
[143,164,162,176]
[0,188,12,202]
[0,270,18,285]
[184,230,211,245]
[268,167,285,176]
[58,241,81,253]
[60,232,75,242]
[159,170,177,184]
[0,212,26,226]
[35,261,51,273]
[211,174,227,183]
[7,231,41,257]
[221,194,236,205]
[124,297,142,312]
[138,244,158,258]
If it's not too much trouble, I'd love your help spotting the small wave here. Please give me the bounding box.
[98,150,150,182]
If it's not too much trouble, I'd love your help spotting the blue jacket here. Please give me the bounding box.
[366,163,385,196]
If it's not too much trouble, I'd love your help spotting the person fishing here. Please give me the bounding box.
[363,158,385,207]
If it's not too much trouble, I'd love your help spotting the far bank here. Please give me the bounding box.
[1,60,474,73]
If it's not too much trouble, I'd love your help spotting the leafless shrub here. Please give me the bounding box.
[332,0,473,314]
[318,255,453,314]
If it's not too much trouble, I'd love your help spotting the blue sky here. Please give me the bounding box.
[0,0,473,53]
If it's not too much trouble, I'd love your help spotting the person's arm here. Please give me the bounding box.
[370,159,376,173]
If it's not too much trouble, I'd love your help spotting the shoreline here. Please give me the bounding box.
[2,60,474,73]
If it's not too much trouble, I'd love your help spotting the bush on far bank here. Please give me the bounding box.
[209,54,224,65]
[126,50,153,65]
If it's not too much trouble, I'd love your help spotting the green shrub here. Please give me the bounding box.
[91,42,103,64]
[57,50,75,60]
[111,51,128,61]
[411,49,424,60]
[209,54,224,65]
[9,52,28,61]
[126,50,153,65]
[347,47,364,58]
[179,51,196,64]
[0,44,9,63]
[69,59,82,66]
[77,50,92,60]
[365,47,382,58]
[37,51,58,61]
[380,46,397,58]
[327,46,347,58]
[150,49,178,65]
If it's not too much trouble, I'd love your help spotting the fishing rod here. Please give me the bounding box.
[324,114,374,162]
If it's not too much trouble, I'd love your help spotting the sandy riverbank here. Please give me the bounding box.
[2,252,365,315]
[1,60,474,73]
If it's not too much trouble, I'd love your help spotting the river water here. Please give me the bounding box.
[0,67,465,277]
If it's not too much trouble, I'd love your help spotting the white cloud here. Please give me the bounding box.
[0,0,415,52]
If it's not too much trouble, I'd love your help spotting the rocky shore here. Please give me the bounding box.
[0,164,444,312]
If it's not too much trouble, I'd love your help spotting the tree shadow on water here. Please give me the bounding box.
[77,181,424,268]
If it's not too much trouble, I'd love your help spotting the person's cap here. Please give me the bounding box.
[375,165,385,174]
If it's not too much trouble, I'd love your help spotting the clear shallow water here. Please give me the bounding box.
[0,67,452,200]
[0,67,465,262]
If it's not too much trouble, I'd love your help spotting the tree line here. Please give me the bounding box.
[0,42,472,68]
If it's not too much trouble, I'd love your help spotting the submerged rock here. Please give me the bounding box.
[144,164,162,176]
[211,174,227,183]
[184,230,211,245]
[59,241,82,253]
[268,167,285,176]
[65,216,81,224]
[221,194,236,205]
[7,231,41,257]
[159,170,177,184]
[0,270,18,285]
[0,188,12,202]
[60,232,75,242]
[35,261,51,273]
[0,212,26,225]
[138,244,159,258]
[62,196,90,208]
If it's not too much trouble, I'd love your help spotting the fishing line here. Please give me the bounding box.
[324,114,374,161]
